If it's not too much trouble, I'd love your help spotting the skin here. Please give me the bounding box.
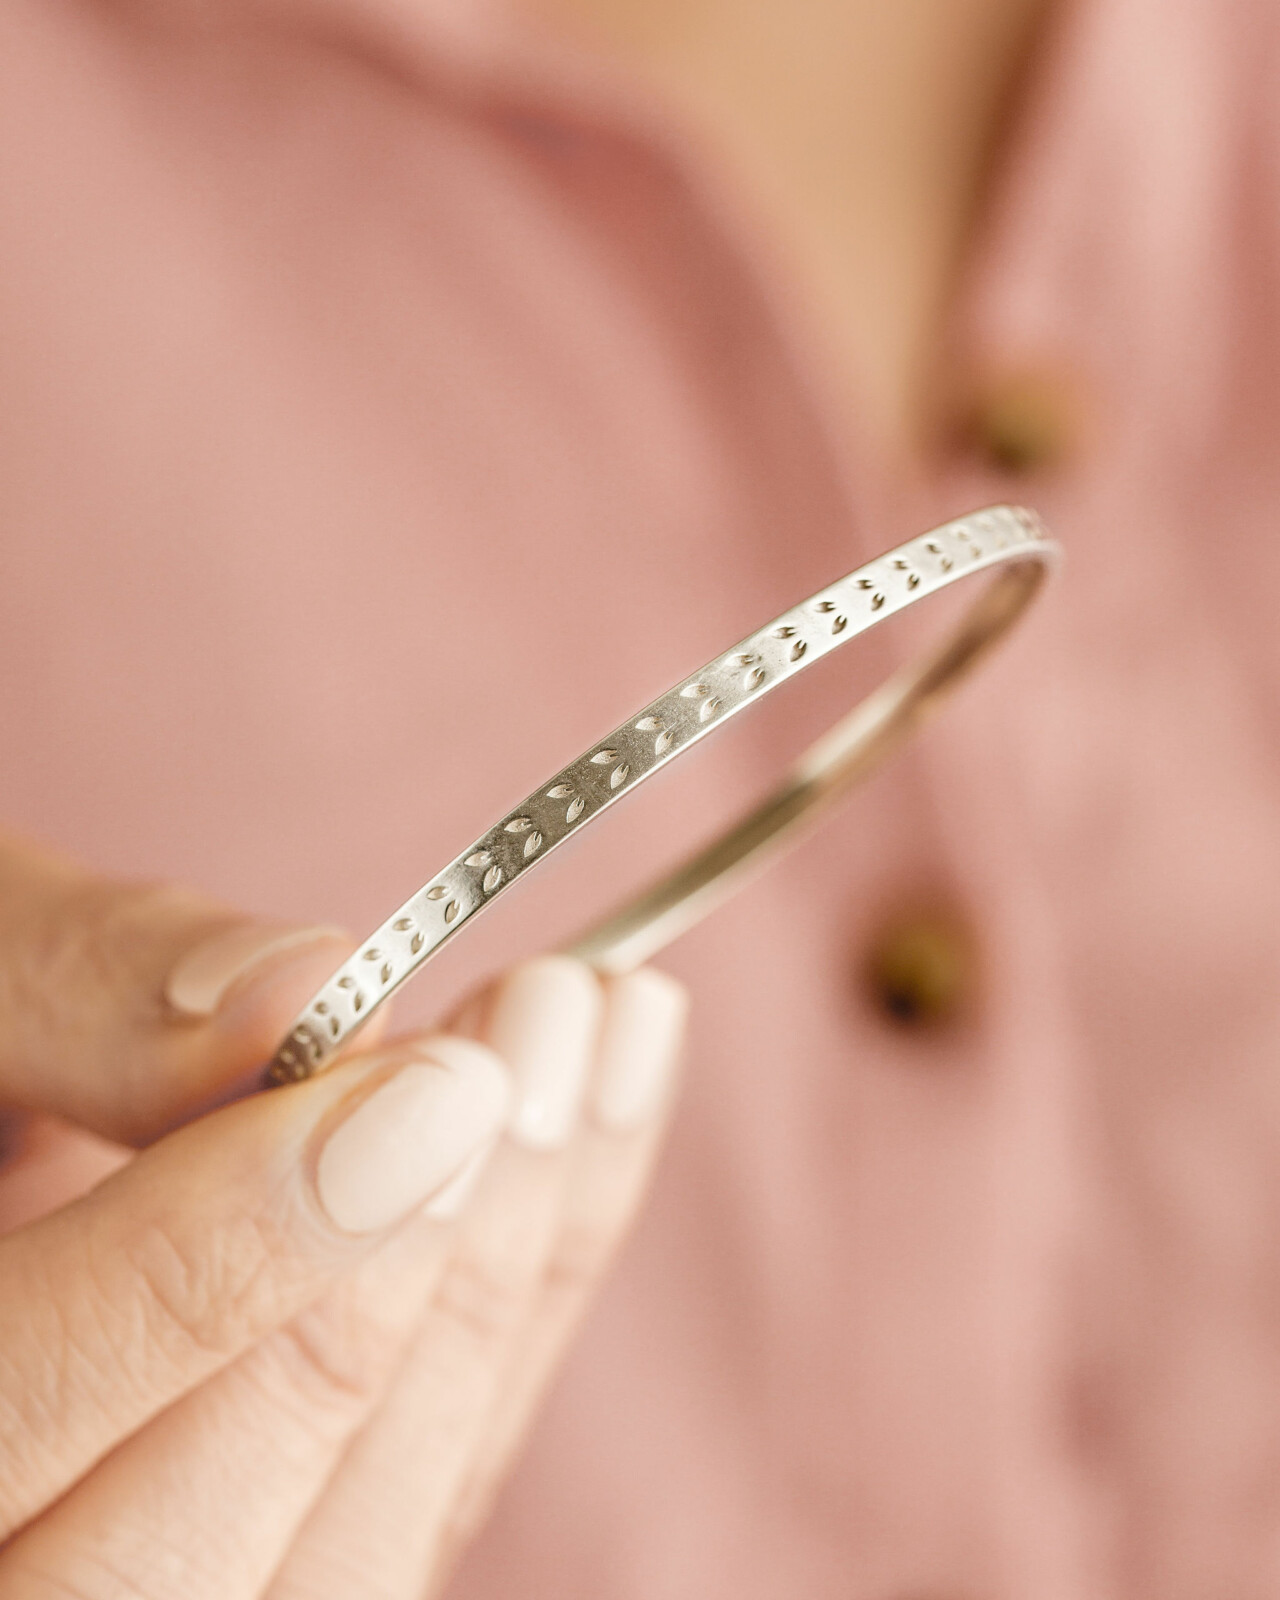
[0,2,1052,1593]
[532,0,1054,458]
[0,835,684,1598]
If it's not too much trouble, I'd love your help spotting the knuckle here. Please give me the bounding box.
[113,1211,279,1374]
[544,1219,615,1299]
[263,1295,406,1423]
[433,1254,529,1351]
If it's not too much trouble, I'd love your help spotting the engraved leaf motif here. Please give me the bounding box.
[337,976,355,990]
[654,729,675,754]
[425,887,447,901]
[871,593,885,610]
[444,901,461,924]
[772,625,797,639]
[680,683,710,698]
[328,1017,340,1038]
[482,866,503,893]
[743,666,766,691]
[609,763,631,790]
[411,931,425,953]
[736,652,759,667]
[380,963,393,984]
[394,917,417,930]
[352,991,365,1013]
[362,948,381,962]
[505,817,534,833]
[523,831,544,859]
[814,600,837,613]
[591,749,618,765]
[466,851,493,869]
[547,783,574,798]
[832,614,848,634]
[635,716,662,731]
[566,796,586,822]
[907,572,921,589]
[857,578,874,590]
[699,696,722,723]
[790,640,807,662]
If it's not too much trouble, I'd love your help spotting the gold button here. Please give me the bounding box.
[962,369,1077,476]
[863,910,975,1030]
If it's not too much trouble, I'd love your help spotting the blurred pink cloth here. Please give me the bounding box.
[4,0,1280,1594]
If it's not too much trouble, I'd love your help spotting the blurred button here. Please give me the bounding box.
[863,910,975,1030]
[962,369,1078,476]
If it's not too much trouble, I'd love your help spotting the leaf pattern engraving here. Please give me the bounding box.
[444,901,460,924]
[566,796,586,822]
[394,916,417,929]
[523,831,544,859]
[790,639,807,661]
[411,931,426,953]
[635,716,663,731]
[832,615,848,634]
[871,593,886,610]
[680,683,710,698]
[547,783,574,798]
[505,817,534,832]
[609,763,631,790]
[425,887,447,901]
[654,729,675,754]
[380,963,393,984]
[466,851,493,869]
[699,696,722,723]
[744,666,766,691]
[591,749,618,765]
[482,866,503,893]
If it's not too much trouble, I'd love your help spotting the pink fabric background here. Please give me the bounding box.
[3,0,1280,1593]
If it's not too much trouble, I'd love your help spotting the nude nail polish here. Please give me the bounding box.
[487,956,603,1150]
[165,923,348,1018]
[592,968,688,1133]
[315,1038,510,1234]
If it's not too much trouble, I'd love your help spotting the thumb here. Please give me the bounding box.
[0,831,352,1145]
[0,1030,511,1542]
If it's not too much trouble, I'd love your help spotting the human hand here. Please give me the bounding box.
[0,833,687,1598]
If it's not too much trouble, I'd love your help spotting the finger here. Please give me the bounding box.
[266,955,603,1600]
[0,1048,487,1599]
[447,967,688,1553]
[267,963,686,1600]
[0,830,361,1145]
[0,1032,509,1541]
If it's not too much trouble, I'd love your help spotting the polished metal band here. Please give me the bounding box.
[269,505,1058,1083]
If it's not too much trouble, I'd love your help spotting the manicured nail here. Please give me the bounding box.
[592,968,688,1132]
[165,924,348,1018]
[488,957,602,1150]
[422,1137,497,1219]
[315,1038,510,1234]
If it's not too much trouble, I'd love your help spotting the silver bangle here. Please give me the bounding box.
[269,504,1059,1083]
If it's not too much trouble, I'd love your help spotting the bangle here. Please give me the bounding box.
[269,504,1059,1083]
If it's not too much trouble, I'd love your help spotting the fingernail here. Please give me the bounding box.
[592,968,688,1133]
[488,956,602,1150]
[422,1136,497,1219]
[166,923,349,1018]
[315,1038,510,1234]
